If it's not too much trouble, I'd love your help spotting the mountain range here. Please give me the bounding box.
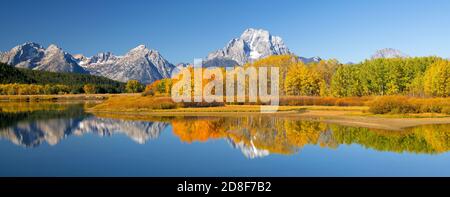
[76,45,174,84]
[0,28,408,84]
[0,43,87,73]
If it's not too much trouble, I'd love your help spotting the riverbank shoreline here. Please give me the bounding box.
[0,93,139,101]
[88,106,450,131]
[1,95,449,131]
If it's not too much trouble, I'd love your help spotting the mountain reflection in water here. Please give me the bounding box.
[0,102,449,159]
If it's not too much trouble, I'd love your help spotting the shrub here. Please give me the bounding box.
[142,79,175,96]
[125,80,144,93]
[141,88,155,96]
[368,96,450,114]
[442,106,450,115]
[368,96,418,114]
[181,101,225,108]
[83,84,97,94]
[279,96,371,106]
[0,83,71,95]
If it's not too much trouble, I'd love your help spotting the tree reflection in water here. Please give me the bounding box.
[0,103,449,158]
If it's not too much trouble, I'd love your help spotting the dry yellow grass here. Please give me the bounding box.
[89,95,328,113]
[301,105,368,111]
[90,95,179,112]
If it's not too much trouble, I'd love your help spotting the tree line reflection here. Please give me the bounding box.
[169,116,450,155]
[0,104,449,157]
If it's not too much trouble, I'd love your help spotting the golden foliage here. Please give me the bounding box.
[171,118,227,143]
[0,83,70,95]
[368,96,450,114]
[424,60,450,97]
[285,62,324,96]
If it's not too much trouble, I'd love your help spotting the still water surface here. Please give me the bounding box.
[0,102,449,176]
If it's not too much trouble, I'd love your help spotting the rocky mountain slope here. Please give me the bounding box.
[1,42,175,84]
[0,42,87,73]
[77,45,174,84]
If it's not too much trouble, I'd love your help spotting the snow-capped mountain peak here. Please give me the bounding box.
[0,42,87,73]
[46,44,61,51]
[371,48,408,59]
[0,42,45,69]
[81,44,174,84]
[73,54,87,62]
[78,52,119,67]
[35,44,87,73]
[130,44,147,51]
[205,28,291,67]
[127,45,151,56]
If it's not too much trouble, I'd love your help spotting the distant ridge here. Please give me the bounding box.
[371,48,408,59]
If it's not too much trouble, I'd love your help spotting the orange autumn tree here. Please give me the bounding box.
[143,78,174,96]
[171,118,228,143]
[245,54,301,96]
[169,116,328,155]
[171,66,226,100]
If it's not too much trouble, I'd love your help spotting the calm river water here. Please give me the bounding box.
[0,102,449,176]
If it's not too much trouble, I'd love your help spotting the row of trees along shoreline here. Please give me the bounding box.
[144,55,450,98]
[1,55,449,97]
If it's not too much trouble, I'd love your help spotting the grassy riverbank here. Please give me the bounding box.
[89,105,450,131]
[88,95,369,113]
[86,95,450,130]
[88,95,450,115]
[0,94,448,130]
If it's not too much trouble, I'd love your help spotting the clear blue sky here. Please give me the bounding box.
[1,0,449,63]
